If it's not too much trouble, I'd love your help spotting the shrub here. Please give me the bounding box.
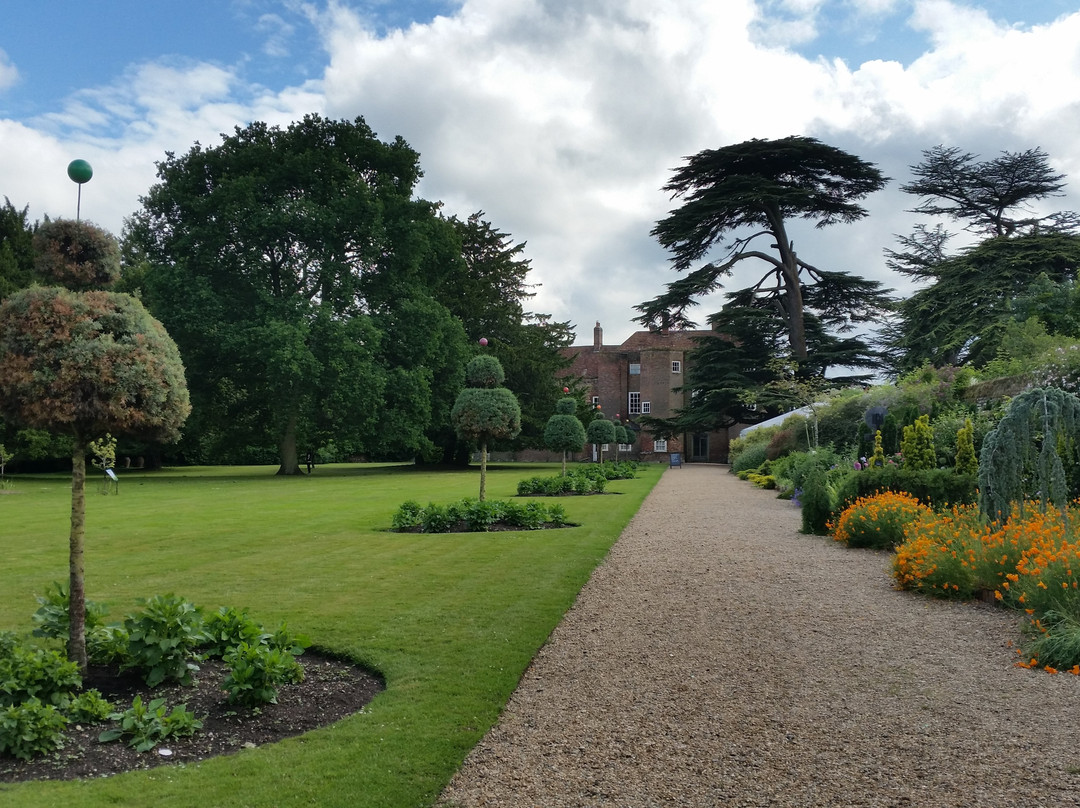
[391,500,425,530]
[891,502,1065,601]
[222,642,304,708]
[66,689,114,723]
[516,468,606,496]
[800,466,832,536]
[900,414,937,470]
[831,492,931,550]
[731,442,769,475]
[835,466,976,512]
[121,595,206,687]
[0,699,68,760]
[461,499,504,532]
[501,501,549,530]
[31,581,109,642]
[202,606,267,659]
[0,644,82,707]
[394,499,571,532]
[420,503,457,533]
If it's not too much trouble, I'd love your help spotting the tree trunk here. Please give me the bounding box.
[276,413,302,476]
[768,207,809,361]
[69,441,88,674]
[479,438,488,502]
[561,450,567,476]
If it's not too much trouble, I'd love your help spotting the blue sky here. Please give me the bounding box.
[2,1,1080,344]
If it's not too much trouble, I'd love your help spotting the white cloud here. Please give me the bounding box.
[0,48,18,92]
[4,0,1080,346]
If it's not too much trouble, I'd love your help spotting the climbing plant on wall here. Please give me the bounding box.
[978,387,1080,520]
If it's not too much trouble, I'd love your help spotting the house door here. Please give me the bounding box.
[691,432,709,461]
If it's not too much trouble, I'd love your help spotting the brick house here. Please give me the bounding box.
[563,322,734,463]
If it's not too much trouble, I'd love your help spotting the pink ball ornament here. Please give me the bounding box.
[479,337,488,346]
[563,387,569,394]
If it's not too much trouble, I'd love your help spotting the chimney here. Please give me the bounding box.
[593,321,603,351]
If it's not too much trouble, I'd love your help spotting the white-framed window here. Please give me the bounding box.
[629,363,641,375]
[628,392,641,414]
[654,438,668,452]
[672,360,681,374]
[592,395,600,406]
[642,401,651,414]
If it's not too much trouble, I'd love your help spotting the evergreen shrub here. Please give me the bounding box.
[800,466,832,535]
[835,467,975,512]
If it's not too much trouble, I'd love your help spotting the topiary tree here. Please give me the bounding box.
[451,355,521,501]
[954,418,978,476]
[0,285,189,672]
[586,413,617,464]
[900,414,936,471]
[32,219,120,291]
[979,387,1080,521]
[869,429,886,468]
[543,397,586,475]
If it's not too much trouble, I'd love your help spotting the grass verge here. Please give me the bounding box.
[0,461,663,807]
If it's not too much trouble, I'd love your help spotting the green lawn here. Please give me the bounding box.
[0,461,663,807]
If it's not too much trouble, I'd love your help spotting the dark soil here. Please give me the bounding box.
[0,651,383,783]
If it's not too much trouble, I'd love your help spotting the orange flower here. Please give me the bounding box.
[1045,666,1059,674]
[1069,665,1080,676]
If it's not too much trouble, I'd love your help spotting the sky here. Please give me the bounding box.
[2,0,1080,346]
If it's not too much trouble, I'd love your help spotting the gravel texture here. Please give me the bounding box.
[439,464,1080,807]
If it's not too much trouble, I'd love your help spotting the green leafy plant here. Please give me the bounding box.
[0,698,68,760]
[202,606,267,659]
[66,689,114,723]
[265,622,310,657]
[222,642,304,708]
[391,500,425,530]
[99,695,203,752]
[0,644,81,707]
[393,498,572,533]
[31,581,109,643]
[121,595,206,687]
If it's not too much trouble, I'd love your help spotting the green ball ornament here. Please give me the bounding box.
[67,159,93,184]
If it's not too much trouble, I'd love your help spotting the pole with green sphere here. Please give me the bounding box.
[67,159,93,221]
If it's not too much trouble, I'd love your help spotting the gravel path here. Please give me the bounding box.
[438,464,1080,807]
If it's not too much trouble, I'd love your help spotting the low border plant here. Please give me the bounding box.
[391,498,572,533]
[831,491,931,550]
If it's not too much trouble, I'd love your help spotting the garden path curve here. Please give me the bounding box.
[438,464,1080,807]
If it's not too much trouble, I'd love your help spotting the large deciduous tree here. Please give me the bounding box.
[0,197,36,300]
[886,145,1080,372]
[0,277,189,671]
[127,114,454,474]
